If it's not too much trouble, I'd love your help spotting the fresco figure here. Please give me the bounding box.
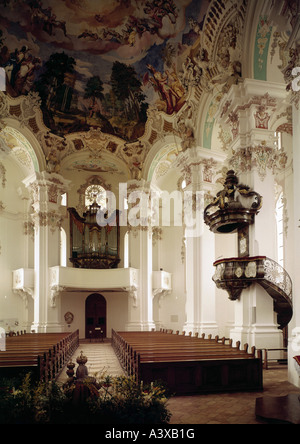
[146,64,185,115]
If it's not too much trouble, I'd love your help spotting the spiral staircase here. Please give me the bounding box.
[205,170,293,330]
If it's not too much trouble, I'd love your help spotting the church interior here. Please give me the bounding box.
[0,0,300,424]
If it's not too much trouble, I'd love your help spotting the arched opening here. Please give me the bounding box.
[85,293,107,340]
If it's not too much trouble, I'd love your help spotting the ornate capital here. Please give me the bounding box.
[23,171,70,232]
[229,145,288,181]
[24,171,71,205]
[31,210,64,233]
[174,147,225,189]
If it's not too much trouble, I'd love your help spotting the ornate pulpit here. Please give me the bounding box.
[68,203,120,269]
[204,170,293,330]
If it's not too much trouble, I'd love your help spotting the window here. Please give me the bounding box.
[276,193,284,267]
[61,193,67,207]
[85,184,106,209]
[274,132,282,150]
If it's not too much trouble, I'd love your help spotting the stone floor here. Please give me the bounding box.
[57,339,125,383]
[168,367,300,425]
[58,341,300,425]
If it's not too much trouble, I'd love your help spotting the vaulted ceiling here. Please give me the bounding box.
[0,0,298,181]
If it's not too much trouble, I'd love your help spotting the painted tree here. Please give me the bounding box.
[34,52,76,110]
[84,75,104,117]
[111,61,147,121]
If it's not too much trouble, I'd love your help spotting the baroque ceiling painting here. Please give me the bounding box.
[0,0,210,141]
[0,0,297,179]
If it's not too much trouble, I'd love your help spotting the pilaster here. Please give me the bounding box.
[126,180,155,331]
[23,171,70,333]
[152,271,172,331]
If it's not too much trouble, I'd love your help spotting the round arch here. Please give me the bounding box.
[0,121,44,173]
[143,135,182,184]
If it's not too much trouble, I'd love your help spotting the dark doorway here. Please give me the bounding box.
[85,293,107,339]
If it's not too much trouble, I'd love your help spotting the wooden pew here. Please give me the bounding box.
[0,330,79,381]
[112,330,263,395]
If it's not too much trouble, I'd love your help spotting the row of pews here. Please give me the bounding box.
[112,330,263,395]
[0,330,79,382]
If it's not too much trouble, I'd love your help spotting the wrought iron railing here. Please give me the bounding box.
[263,258,292,304]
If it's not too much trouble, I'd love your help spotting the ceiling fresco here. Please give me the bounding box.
[0,0,210,142]
[0,0,298,181]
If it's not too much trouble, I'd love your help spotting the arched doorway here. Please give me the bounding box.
[85,294,107,339]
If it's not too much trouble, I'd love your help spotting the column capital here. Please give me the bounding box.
[216,79,289,117]
[127,178,151,194]
[175,146,226,191]
[23,171,71,202]
[23,171,71,231]
[215,78,290,150]
[229,144,288,182]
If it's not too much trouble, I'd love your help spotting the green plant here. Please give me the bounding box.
[82,374,171,424]
[0,373,172,424]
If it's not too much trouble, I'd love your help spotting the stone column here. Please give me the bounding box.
[184,220,218,336]
[177,147,221,337]
[23,172,70,333]
[126,180,155,331]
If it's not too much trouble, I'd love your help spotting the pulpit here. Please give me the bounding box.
[68,203,120,269]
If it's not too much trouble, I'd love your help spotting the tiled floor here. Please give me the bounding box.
[58,341,300,424]
[168,368,300,425]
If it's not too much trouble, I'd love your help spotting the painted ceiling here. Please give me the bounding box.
[0,0,298,181]
[0,0,210,142]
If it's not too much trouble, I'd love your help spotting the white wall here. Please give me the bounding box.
[60,291,128,339]
[155,226,186,332]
